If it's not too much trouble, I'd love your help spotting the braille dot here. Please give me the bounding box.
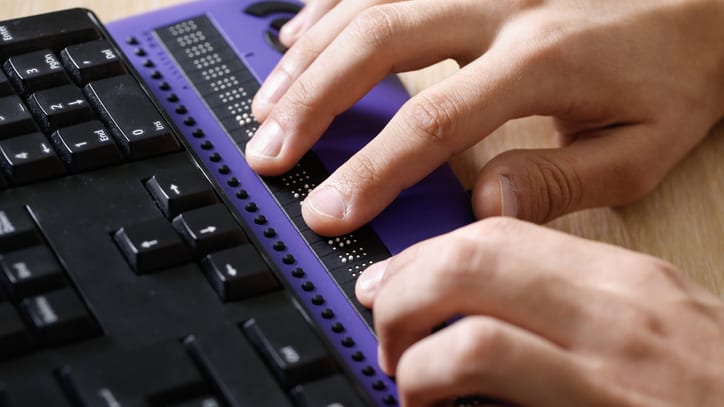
[143,59,155,68]
[311,295,325,305]
[159,82,170,91]
[192,128,204,138]
[236,190,249,199]
[184,116,196,126]
[351,351,364,362]
[227,177,240,187]
[167,93,179,102]
[321,309,334,319]
[200,141,213,150]
[245,202,258,212]
[372,380,386,391]
[282,254,295,264]
[341,337,355,347]
[134,48,146,56]
[209,153,221,162]
[218,165,230,175]
[291,268,305,278]
[175,105,188,114]
[273,241,285,251]
[253,215,267,225]
[362,366,375,376]
[331,322,344,333]
[302,281,315,291]
[151,70,162,79]
[263,228,276,238]
[127,36,139,45]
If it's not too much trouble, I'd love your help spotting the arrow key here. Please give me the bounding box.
[114,217,191,274]
[172,204,247,257]
[145,168,218,219]
[201,245,278,301]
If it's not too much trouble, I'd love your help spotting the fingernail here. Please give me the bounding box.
[306,185,347,220]
[257,70,291,106]
[280,14,305,39]
[246,120,284,159]
[357,259,389,297]
[499,176,518,217]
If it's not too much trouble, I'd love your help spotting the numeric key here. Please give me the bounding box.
[0,132,66,184]
[60,39,126,84]
[3,50,69,94]
[0,245,67,299]
[27,84,94,132]
[50,121,123,171]
[0,95,37,138]
[84,75,179,159]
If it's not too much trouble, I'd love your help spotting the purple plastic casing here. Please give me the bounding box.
[107,0,473,405]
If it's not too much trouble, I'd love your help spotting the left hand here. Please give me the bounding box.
[355,217,724,406]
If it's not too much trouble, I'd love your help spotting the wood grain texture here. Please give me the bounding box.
[5,1,722,293]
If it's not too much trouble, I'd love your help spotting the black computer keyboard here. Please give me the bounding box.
[0,8,372,407]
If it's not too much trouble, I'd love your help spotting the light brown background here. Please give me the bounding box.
[5,1,722,294]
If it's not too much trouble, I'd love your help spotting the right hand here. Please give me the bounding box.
[247,0,724,236]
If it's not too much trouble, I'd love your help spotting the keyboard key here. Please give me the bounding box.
[3,50,70,94]
[0,245,67,299]
[27,84,94,132]
[0,302,33,360]
[0,205,41,252]
[19,289,98,346]
[172,204,247,257]
[84,75,179,159]
[0,71,13,96]
[0,9,100,59]
[292,374,366,407]
[50,121,123,171]
[113,217,191,274]
[201,245,278,301]
[0,132,66,184]
[145,169,219,219]
[171,396,222,407]
[60,39,126,84]
[59,341,211,406]
[242,298,336,386]
[0,95,37,138]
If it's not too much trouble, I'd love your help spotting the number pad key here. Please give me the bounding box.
[60,39,126,84]
[0,133,65,184]
[0,96,37,138]
[0,245,67,299]
[84,75,179,159]
[27,84,94,132]
[3,50,70,94]
[50,121,123,171]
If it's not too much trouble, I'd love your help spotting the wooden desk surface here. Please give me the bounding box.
[6,1,723,294]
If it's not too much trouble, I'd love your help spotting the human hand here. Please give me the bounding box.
[354,217,724,406]
[246,0,724,236]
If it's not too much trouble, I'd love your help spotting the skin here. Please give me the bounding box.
[355,218,724,406]
[245,0,724,405]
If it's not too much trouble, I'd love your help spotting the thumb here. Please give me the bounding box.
[471,125,674,223]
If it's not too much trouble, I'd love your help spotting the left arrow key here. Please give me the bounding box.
[113,217,191,274]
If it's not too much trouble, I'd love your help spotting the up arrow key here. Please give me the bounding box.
[169,184,180,195]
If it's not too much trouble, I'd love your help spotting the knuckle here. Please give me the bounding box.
[337,152,383,195]
[601,303,663,356]
[348,5,401,50]
[447,318,507,379]
[400,92,462,148]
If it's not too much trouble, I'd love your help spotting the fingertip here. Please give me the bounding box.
[355,259,389,308]
[471,171,504,219]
